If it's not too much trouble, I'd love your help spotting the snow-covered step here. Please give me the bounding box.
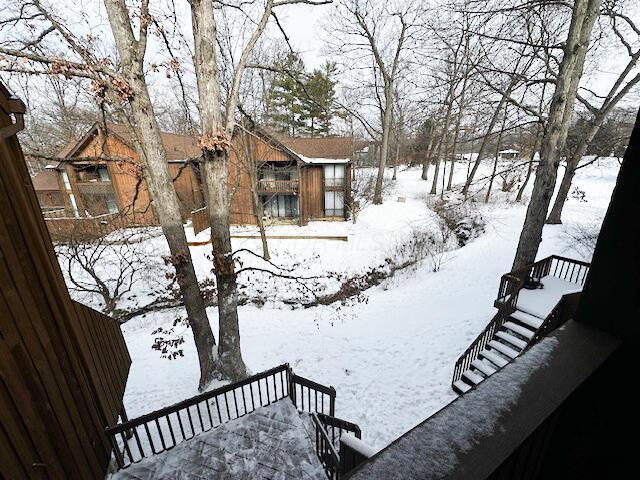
[471,359,497,377]
[462,369,484,385]
[453,380,472,393]
[511,310,544,329]
[488,340,520,359]
[479,349,509,368]
[496,331,527,350]
[503,321,535,340]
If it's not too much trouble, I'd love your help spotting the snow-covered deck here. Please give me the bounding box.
[516,275,583,319]
[111,400,325,480]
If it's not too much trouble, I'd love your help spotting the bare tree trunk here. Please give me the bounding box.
[104,0,217,389]
[447,37,471,191]
[190,0,248,381]
[392,133,400,180]
[373,91,394,203]
[431,87,456,195]
[512,0,601,269]
[485,104,508,203]
[546,136,591,223]
[250,167,270,261]
[462,91,510,196]
[515,82,548,203]
[515,141,538,203]
[421,123,437,180]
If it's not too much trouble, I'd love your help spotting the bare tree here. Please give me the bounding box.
[326,0,418,204]
[189,0,328,381]
[56,227,163,316]
[513,0,601,269]
[546,4,640,224]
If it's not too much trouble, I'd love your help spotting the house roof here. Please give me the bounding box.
[58,122,353,166]
[58,122,202,162]
[275,135,366,159]
[31,168,60,191]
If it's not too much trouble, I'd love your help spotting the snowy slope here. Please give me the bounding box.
[102,158,619,451]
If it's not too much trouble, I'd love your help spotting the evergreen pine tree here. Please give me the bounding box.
[301,62,338,137]
[265,53,306,136]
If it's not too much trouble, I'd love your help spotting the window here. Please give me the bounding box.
[324,165,345,187]
[324,191,344,217]
[106,197,119,214]
[263,195,298,218]
[98,166,111,182]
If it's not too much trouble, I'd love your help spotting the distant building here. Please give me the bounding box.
[42,123,353,228]
[498,148,520,161]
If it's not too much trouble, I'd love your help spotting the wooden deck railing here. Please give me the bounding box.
[45,212,145,242]
[453,255,590,387]
[494,255,590,310]
[311,412,363,479]
[257,179,299,193]
[106,364,340,470]
[290,372,336,416]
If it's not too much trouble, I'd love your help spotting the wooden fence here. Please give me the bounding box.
[45,212,148,242]
[1,82,131,479]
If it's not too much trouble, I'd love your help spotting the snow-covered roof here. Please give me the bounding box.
[295,152,351,165]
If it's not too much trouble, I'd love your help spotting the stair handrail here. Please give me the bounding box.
[528,291,583,346]
[452,306,511,386]
[312,413,341,480]
[453,256,589,390]
[453,256,554,387]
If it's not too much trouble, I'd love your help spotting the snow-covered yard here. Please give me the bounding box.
[73,158,619,451]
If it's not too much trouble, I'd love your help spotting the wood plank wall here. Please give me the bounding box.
[301,166,324,223]
[0,84,131,479]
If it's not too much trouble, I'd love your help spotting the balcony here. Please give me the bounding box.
[76,180,113,194]
[258,179,299,193]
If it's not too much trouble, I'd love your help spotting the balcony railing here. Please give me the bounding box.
[257,179,299,193]
[324,178,345,188]
[76,180,114,194]
[105,364,340,470]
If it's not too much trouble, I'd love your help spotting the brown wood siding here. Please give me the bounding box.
[301,166,324,223]
[36,190,65,209]
[0,85,131,479]
[228,148,256,224]
[169,163,204,219]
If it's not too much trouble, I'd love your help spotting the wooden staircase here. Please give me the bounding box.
[453,307,544,394]
[452,256,590,395]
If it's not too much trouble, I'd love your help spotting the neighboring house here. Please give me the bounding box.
[50,122,353,228]
[498,148,520,161]
[54,122,204,223]
[31,166,66,211]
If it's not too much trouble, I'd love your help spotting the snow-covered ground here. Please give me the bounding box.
[77,157,620,451]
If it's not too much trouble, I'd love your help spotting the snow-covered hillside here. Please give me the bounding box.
[78,158,621,451]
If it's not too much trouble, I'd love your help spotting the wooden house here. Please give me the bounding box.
[51,123,352,231]
[53,123,204,224]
